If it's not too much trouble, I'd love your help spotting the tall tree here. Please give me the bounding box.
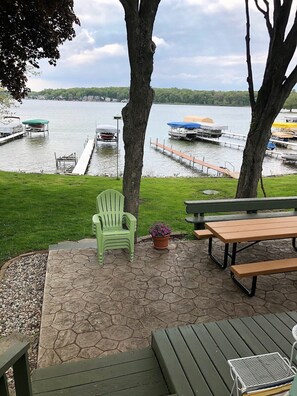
[236,0,297,198]
[119,0,161,220]
[0,0,79,101]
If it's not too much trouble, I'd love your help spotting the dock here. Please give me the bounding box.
[72,138,95,175]
[196,133,283,158]
[150,139,239,178]
[0,130,26,145]
[55,152,77,172]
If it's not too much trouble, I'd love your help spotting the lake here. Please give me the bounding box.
[0,100,295,177]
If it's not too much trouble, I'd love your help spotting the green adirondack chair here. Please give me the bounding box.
[92,189,137,264]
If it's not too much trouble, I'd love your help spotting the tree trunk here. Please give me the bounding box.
[119,0,160,221]
[236,0,297,198]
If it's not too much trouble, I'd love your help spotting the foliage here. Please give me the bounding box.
[149,223,171,237]
[0,0,79,100]
[1,171,297,267]
[28,87,252,107]
[283,90,297,111]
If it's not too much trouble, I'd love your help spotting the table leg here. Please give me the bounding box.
[292,237,297,251]
[231,243,237,265]
[208,238,229,269]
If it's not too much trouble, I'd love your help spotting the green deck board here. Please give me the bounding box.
[203,321,240,358]
[275,312,297,331]
[228,317,269,355]
[152,328,194,395]
[166,326,209,395]
[32,348,153,381]
[216,319,254,357]
[33,368,166,396]
[189,324,232,394]
[264,313,294,345]
[252,315,292,356]
[33,357,157,393]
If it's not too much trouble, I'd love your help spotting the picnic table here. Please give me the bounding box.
[205,217,297,296]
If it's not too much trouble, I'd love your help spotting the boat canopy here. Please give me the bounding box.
[22,119,49,125]
[167,121,201,129]
[184,116,214,123]
[272,122,297,129]
[96,124,118,133]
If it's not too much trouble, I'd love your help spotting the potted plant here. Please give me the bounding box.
[149,222,171,250]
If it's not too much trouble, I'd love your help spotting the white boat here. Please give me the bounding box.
[168,116,228,140]
[96,124,118,143]
[167,122,199,140]
[282,153,297,162]
[284,115,297,123]
[22,119,49,134]
[0,116,23,137]
[184,115,228,138]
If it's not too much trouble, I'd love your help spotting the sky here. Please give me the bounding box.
[27,0,296,92]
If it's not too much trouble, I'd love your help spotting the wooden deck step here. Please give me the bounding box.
[32,347,169,396]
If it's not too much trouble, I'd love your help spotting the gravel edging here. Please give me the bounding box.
[0,252,48,376]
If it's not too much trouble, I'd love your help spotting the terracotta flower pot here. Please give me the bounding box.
[152,234,170,250]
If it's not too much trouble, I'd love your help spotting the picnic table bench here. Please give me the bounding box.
[230,257,297,296]
[185,196,297,231]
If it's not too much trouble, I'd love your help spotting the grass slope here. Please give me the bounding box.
[1,171,297,266]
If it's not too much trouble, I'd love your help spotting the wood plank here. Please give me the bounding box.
[33,357,159,393]
[215,320,255,358]
[32,348,153,381]
[152,328,194,395]
[187,324,232,395]
[230,258,297,277]
[239,316,284,356]
[33,368,166,395]
[193,230,213,239]
[206,216,297,229]
[166,326,209,395]
[252,316,293,358]
[72,139,95,175]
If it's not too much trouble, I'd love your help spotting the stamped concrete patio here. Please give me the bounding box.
[38,236,297,368]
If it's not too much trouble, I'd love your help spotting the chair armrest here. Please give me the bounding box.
[92,214,103,233]
[123,212,137,231]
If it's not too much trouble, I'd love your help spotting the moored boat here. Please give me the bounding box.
[0,116,23,137]
[267,141,276,150]
[167,121,199,140]
[96,124,118,143]
[168,116,228,140]
[282,153,297,162]
[22,119,49,134]
[183,115,228,138]
[284,115,297,123]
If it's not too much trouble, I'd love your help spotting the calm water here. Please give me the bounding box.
[0,100,295,177]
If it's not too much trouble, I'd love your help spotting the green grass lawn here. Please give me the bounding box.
[1,170,297,266]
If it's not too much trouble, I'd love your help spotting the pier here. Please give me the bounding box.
[195,132,284,159]
[150,139,239,179]
[55,152,77,172]
[72,138,95,175]
[0,131,26,146]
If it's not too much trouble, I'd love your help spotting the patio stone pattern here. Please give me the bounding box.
[38,237,297,368]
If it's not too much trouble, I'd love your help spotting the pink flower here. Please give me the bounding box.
[149,223,171,237]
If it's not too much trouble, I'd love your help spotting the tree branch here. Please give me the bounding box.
[254,0,273,36]
[245,0,256,109]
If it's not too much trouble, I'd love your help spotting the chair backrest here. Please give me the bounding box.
[96,189,124,229]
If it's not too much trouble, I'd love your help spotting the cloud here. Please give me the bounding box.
[25,0,294,92]
[66,43,126,66]
[153,36,169,47]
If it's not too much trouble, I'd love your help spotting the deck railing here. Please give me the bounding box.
[0,341,32,396]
